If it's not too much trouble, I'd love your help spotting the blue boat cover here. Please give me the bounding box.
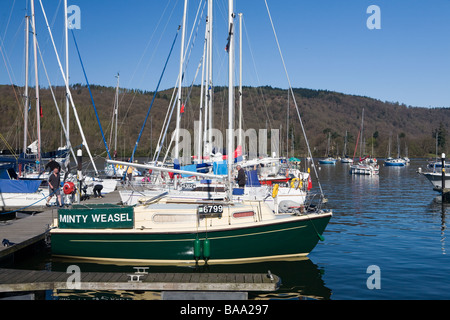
[246,170,261,187]
[213,162,228,175]
[180,164,197,178]
[0,179,42,193]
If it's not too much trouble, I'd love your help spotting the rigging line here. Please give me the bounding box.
[38,0,98,175]
[35,38,78,165]
[0,43,23,121]
[71,29,113,162]
[1,0,16,42]
[264,0,323,197]
[154,1,206,163]
[124,26,180,180]
[118,0,179,132]
[241,17,270,130]
[126,0,178,90]
[161,51,204,164]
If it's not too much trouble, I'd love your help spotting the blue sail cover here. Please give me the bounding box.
[246,170,261,187]
[213,162,228,175]
[0,179,42,193]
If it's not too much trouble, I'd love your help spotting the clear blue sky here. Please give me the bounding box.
[1,0,450,109]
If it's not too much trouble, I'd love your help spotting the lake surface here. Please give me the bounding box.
[4,159,449,300]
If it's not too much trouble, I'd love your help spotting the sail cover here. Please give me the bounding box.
[0,179,42,193]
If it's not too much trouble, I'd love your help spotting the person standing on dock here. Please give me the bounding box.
[46,167,62,207]
[235,165,246,188]
[126,158,134,185]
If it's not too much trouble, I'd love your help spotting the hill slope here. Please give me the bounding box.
[0,84,448,159]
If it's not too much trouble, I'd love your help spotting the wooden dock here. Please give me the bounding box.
[0,268,280,296]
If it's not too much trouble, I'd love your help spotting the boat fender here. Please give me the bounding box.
[272,184,279,198]
[290,178,300,190]
[194,238,201,261]
[203,238,211,262]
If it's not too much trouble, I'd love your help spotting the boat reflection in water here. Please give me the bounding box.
[49,257,332,300]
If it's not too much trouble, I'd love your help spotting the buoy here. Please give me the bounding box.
[203,238,211,262]
[317,233,325,242]
[272,184,279,198]
[194,237,201,261]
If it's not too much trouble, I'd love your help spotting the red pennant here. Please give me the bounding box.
[39,103,43,118]
[180,104,185,114]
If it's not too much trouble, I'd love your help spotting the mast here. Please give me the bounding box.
[38,0,98,175]
[202,1,211,158]
[30,0,41,170]
[207,0,213,147]
[175,0,188,169]
[238,12,243,149]
[114,73,119,153]
[23,15,30,155]
[64,0,69,145]
[227,0,235,196]
[197,22,208,164]
[286,88,289,158]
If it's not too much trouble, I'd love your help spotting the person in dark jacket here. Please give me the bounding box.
[235,165,246,188]
[46,167,62,207]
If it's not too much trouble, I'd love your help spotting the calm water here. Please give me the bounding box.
[4,159,450,300]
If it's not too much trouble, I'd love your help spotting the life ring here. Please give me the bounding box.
[272,184,279,198]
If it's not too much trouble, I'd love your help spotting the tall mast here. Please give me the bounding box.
[227,0,235,195]
[238,12,243,149]
[23,15,30,155]
[175,0,188,168]
[114,73,119,153]
[207,0,213,146]
[202,2,210,158]
[64,0,70,145]
[286,88,289,158]
[197,20,208,164]
[30,0,41,170]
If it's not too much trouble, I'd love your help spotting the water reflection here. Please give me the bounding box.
[428,200,450,255]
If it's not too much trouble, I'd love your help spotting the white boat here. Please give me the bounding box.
[341,131,353,163]
[341,157,353,164]
[421,171,450,191]
[350,162,379,175]
[384,157,406,167]
[118,168,307,213]
[0,163,50,211]
[349,109,379,175]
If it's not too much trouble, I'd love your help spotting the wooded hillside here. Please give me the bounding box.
[0,84,448,159]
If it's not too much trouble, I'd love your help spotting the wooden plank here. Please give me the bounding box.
[0,269,280,293]
[0,269,17,282]
[244,274,254,283]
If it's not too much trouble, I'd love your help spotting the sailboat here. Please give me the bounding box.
[350,109,379,175]
[341,131,353,163]
[50,0,332,265]
[384,135,406,167]
[318,133,337,164]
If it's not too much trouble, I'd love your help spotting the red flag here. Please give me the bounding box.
[39,103,43,118]
[307,175,312,191]
[180,104,185,114]
[234,145,242,158]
